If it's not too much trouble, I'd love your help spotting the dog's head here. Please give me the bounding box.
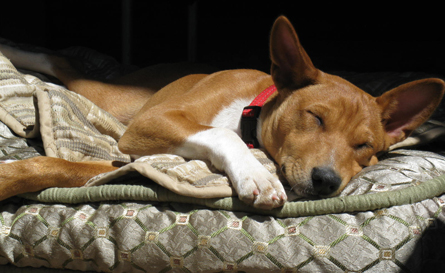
[260,16,445,197]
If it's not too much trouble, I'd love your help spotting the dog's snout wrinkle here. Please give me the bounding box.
[311,166,342,196]
[280,164,287,176]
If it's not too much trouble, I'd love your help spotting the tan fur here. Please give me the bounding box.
[119,70,272,155]
[0,158,122,201]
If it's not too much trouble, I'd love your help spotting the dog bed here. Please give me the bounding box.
[0,46,445,273]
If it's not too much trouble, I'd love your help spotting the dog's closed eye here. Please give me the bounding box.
[307,110,323,127]
[355,143,372,150]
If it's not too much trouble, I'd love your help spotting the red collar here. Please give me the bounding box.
[241,85,277,148]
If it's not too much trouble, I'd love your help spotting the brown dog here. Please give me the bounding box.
[0,16,443,209]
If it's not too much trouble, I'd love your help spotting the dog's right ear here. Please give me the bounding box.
[377,78,445,145]
[270,16,319,93]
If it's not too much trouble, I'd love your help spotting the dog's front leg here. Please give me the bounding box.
[175,127,287,209]
[120,108,287,209]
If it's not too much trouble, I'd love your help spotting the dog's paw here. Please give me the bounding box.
[177,128,287,209]
[233,166,287,210]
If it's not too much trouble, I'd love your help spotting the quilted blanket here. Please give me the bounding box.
[0,51,241,199]
[1,47,445,272]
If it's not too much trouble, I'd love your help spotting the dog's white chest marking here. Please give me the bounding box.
[209,98,254,136]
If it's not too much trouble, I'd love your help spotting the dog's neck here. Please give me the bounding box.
[241,85,277,148]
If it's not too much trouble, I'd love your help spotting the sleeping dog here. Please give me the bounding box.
[0,16,443,209]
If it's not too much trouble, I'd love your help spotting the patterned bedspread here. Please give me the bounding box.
[0,45,445,272]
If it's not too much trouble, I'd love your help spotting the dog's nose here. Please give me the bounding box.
[311,167,342,196]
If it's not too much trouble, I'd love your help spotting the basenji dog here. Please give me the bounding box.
[0,16,443,210]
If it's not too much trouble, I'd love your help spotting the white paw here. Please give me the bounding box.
[231,163,287,210]
[176,128,287,209]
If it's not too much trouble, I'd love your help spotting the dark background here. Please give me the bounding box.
[0,1,444,75]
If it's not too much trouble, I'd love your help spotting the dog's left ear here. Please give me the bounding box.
[377,78,445,144]
[270,16,320,92]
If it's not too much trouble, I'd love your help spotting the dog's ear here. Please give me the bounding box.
[270,16,319,92]
[377,78,445,144]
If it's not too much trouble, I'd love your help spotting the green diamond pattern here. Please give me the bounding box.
[1,198,444,272]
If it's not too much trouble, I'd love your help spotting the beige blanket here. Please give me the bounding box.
[0,52,281,200]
